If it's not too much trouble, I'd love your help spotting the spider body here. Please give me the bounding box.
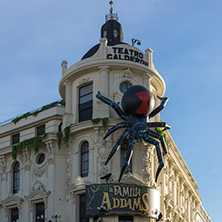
[96,85,170,182]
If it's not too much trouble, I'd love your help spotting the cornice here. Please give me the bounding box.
[59,59,165,99]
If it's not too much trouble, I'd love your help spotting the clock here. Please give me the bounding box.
[119,81,133,94]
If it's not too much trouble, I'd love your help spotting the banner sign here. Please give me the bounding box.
[86,184,160,219]
[107,46,148,66]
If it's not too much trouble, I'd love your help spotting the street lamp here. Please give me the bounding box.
[51,212,61,222]
[37,215,47,222]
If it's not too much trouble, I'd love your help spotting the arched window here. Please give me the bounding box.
[13,161,20,194]
[81,142,89,177]
[120,139,132,174]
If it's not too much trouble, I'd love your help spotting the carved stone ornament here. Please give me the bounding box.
[0,155,6,173]
[34,166,47,178]
[32,179,46,192]
[79,78,90,86]
[123,68,133,78]
[142,145,152,185]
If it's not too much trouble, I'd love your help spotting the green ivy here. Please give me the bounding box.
[12,100,65,124]
[156,127,167,143]
[12,134,47,160]
[91,117,109,132]
[56,131,63,149]
[64,125,71,143]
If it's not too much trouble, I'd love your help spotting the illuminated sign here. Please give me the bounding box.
[86,184,160,219]
[107,47,148,66]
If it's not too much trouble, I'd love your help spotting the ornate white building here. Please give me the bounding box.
[0,2,211,222]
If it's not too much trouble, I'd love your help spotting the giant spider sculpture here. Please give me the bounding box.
[96,85,170,182]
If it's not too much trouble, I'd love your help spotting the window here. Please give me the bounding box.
[79,194,89,222]
[13,161,20,194]
[12,133,20,145]
[81,142,89,177]
[120,139,132,174]
[36,153,45,165]
[11,207,19,222]
[119,216,133,222]
[79,83,93,122]
[36,125,45,136]
[36,202,45,222]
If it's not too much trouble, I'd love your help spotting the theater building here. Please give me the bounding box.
[0,3,211,222]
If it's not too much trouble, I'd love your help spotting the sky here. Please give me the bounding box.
[0,0,221,221]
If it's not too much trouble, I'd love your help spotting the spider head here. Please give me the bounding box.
[122,85,155,117]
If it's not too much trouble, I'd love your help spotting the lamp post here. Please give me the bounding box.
[51,212,61,222]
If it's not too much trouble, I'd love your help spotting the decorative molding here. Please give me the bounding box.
[68,176,89,195]
[0,155,6,173]
[1,194,24,208]
[123,68,133,78]
[79,78,90,86]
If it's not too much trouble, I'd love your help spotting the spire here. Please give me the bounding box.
[105,1,118,21]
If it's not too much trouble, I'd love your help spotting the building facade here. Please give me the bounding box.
[0,4,211,222]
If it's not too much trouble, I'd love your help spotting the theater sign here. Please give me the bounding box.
[86,184,160,219]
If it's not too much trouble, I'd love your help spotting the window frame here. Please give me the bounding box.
[78,83,93,122]
[79,194,89,222]
[13,161,20,194]
[80,141,89,178]
[35,202,45,222]
[11,133,20,145]
[10,207,19,222]
[36,124,45,137]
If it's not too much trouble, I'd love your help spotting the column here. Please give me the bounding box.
[145,48,154,69]
[98,66,109,117]
[63,80,73,128]
[143,73,151,90]
[61,60,68,76]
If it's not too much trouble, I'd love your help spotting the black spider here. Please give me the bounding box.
[96,85,170,182]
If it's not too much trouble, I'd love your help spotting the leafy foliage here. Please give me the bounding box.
[12,100,65,124]
[91,117,109,131]
[12,134,47,160]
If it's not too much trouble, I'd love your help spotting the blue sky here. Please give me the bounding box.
[0,0,221,221]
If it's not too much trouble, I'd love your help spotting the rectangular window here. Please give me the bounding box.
[79,83,93,122]
[11,207,19,222]
[11,133,20,145]
[119,216,133,222]
[79,194,89,222]
[36,202,45,222]
[36,124,45,136]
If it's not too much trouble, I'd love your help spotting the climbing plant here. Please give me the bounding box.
[91,117,109,131]
[12,134,47,160]
[12,100,65,124]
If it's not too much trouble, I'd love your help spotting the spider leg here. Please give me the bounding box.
[148,129,168,156]
[147,122,171,131]
[149,96,168,119]
[143,133,164,182]
[105,127,131,165]
[103,122,129,140]
[96,92,127,120]
[118,132,135,182]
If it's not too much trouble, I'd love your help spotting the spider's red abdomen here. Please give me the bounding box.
[122,85,155,116]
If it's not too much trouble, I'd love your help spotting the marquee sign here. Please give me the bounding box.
[107,46,148,66]
[86,184,160,219]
